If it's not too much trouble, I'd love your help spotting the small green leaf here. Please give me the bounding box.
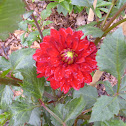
[43,20,53,27]
[46,2,58,10]
[71,0,93,7]
[0,112,10,125]
[9,101,36,126]
[78,25,104,38]
[41,9,52,21]
[0,0,25,40]
[96,1,112,8]
[19,20,28,31]
[95,8,102,18]
[23,11,34,20]
[0,57,11,71]
[99,8,109,13]
[73,86,98,109]
[96,27,126,79]
[57,4,68,16]
[25,31,40,47]
[89,95,120,122]
[43,29,51,36]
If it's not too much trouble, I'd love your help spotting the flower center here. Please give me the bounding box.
[60,48,78,64]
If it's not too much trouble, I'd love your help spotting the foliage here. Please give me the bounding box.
[0,0,126,126]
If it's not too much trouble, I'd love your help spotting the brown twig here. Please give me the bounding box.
[23,0,43,41]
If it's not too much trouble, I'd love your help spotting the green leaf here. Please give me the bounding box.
[41,9,52,21]
[46,2,58,10]
[96,27,126,79]
[57,4,68,16]
[21,67,45,99]
[89,95,120,122]
[28,107,42,126]
[9,48,35,71]
[9,101,36,126]
[0,85,13,109]
[96,0,112,8]
[0,57,11,71]
[99,8,109,13]
[95,8,102,18]
[51,97,86,126]
[25,31,39,47]
[43,20,53,27]
[102,119,126,126]
[0,112,10,125]
[0,0,25,40]
[78,25,104,38]
[23,11,34,20]
[103,81,115,95]
[71,0,93,7]
[73,86,98,109]
[43,29,51,36]
[19,20,28,31]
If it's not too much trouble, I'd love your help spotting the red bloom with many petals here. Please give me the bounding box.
[33,28,97,93]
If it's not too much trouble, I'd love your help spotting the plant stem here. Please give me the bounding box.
[100,1,115,29]
[23,0,43,41]
[94,18,126,45]
[39,99,67,126]
[0,77,21,87]
[103,3,126,31]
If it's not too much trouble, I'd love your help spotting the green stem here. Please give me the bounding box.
[103,3,126,31]
[94,18,126,45]
[100,1,115,29]
[39,99,67,126]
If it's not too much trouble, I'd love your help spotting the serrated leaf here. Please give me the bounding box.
[41,9,52,21]
[96,27,126,79]
[57,4,68,16]
[89,95,120,122]
[0,57,11,71]
[103,81,114,95]
[9,48,35,71]
[0,86,13,109]
[71,0,93,7]
[20,67,45,99]
[28,107,41,126]
[9,101,36,126]
[51,97,86,126]
[43,20,53,27]
[0,0,25,40]
[78,25,104,38]
[73,86,98,109]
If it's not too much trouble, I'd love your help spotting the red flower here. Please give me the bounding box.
[33,28,97,93]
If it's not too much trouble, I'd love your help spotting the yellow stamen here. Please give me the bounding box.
[66,51,73,58]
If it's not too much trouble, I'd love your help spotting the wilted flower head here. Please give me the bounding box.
[33,27,97,93]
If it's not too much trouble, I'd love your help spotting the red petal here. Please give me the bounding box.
[43,36,51,43]
[40,42,49,51]
[33,49,42,61]
[54,67,64,81]
[46,48,59,57]
[51,29,60,42]
[64,67,72,78]
[37,73,45,78]
[65,27,73,35]
[50,79,61,90]
[60,83,71,94]
[76,57,85,64]
[80,63,92,73]
[76,40,90,52]
[71,38,79,50]
[83,72,92,83]
[66,34,72,48]
[72,78,81,90]
[73,71,84,83]
[73,31,84,39]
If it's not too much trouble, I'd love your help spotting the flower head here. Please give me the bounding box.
[33,27,97,93]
